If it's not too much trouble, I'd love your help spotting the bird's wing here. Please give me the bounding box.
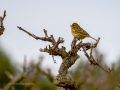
[75,27,90,36]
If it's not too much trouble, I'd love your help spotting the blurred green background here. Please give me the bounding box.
[1,44,120,90]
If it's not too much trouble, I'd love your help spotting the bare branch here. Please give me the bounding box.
[91,37,100,48]
[0,10,6,36]
[81,40,120,88]
[3,56,53,90]
[43,29,48,37]
[1,10,6,21]
[52,37,64,51]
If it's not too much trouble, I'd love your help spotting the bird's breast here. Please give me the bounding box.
[71,29,76,36]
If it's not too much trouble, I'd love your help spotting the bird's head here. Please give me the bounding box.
[70,23,80,29]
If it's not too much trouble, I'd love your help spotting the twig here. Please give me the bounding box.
[91,37,100,48]
[1,11,6,21]
[52,37,64,50]
[23,55,26,72]
[51,37,64,63]
[43,29,48,37]
[0,10,6,36]
[52,55,56,63]
[17,26,49,40]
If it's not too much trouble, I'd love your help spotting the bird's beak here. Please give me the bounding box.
[70,25,71,27]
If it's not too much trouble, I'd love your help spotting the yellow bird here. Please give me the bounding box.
[71,23,96,41]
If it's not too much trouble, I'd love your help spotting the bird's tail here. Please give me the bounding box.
[89,36,97,41]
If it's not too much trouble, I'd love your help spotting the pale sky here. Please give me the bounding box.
[0,0,120,75]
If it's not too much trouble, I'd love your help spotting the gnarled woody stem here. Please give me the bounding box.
[54,38,80,90]
[58,55,79,77]
[54,55,79,90]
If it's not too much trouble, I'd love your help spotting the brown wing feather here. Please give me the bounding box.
[75,26,90,37]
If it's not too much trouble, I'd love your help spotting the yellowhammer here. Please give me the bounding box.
[71,23,97,41]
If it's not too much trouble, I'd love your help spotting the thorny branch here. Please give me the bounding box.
[0,10,6,36]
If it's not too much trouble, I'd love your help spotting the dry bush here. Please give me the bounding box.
[1,11,120,90]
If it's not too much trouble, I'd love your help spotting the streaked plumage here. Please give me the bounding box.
[71,23,96,41]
